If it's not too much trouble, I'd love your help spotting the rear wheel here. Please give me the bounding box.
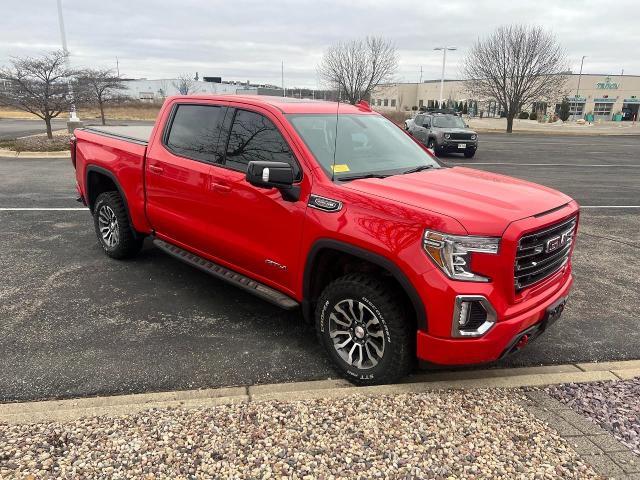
[93,191,143,259]
[315,274,413,386]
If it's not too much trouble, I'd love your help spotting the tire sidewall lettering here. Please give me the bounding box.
[361,295,391,344]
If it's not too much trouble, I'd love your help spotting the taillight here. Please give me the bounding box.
[70,135,77,169]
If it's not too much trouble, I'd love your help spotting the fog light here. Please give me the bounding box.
[452,295,497,338]
[458,301,471,326]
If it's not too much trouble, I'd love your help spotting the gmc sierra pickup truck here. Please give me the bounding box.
[72,95,579,385]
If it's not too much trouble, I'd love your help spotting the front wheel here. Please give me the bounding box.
[464,150,476,158]
[315,274,413,386]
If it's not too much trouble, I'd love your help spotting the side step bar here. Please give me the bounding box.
[153,238,299,310]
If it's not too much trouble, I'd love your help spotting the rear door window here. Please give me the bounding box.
[224,109,301,180]
[165,104,226,163]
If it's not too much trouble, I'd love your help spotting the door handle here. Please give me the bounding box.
[148,164,164,173]
[211,182,231,193]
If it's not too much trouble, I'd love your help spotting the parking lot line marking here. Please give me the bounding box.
[0,207,88,211]
[481,141,640,148]
[580,206,640,208]
[449,162,639,167]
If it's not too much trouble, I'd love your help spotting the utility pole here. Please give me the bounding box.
[434,47,456,108]
[57,0,81,129]
[116,57,120,77]
[281,61,285,97]
[574,55,586,121]
[419,66,423,83]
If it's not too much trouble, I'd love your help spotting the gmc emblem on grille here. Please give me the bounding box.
[545,231,571,253]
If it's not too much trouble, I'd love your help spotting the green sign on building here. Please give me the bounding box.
[595,76,619,90]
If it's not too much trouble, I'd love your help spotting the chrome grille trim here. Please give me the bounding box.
[514,215,577,291]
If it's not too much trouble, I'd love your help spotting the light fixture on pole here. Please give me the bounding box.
[434,46,456,108]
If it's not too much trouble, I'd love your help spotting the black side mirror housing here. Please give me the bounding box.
[246,161,300,201]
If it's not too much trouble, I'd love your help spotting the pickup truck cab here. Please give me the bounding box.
[72,95,578,385]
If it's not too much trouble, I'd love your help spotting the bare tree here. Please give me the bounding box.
[157,79,170,100]
[0,50,83,138]
[173,74,195,95]
[463,25,568,133]
[318,36,398,105]
[79,68,126,125]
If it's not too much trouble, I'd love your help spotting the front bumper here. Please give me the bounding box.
[416,273,573,365]
[438,141,477,152]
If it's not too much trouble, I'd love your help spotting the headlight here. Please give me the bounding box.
[471,134,477,140]
[444,133,451,139]
[423,230,500,282]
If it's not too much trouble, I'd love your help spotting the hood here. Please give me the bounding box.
[434,127,476,134]
[342,167,572,236]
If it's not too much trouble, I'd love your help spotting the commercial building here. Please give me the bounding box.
[372,74,640,121]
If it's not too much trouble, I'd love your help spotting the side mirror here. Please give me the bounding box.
[246,161,300,201]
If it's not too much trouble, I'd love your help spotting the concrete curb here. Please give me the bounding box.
[1,360,638,425]
[0,149,70,158]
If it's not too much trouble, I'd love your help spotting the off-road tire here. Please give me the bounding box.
[93,191,143,259]
[315,273,413,386]
[463,150,476,158]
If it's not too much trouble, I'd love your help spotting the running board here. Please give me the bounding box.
[153,238,299,310]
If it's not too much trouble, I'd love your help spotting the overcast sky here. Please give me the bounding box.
[1,0,637,88]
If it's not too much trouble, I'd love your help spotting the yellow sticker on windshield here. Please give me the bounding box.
[331,164,350,173]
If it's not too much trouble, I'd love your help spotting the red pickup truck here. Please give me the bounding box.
[72,95,578,385]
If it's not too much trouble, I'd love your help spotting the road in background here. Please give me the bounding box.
[0,134,638,402]
[0,118,154,140]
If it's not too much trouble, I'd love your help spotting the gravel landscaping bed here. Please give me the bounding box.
[547,378,640,456]
[14,134,71,152]
[0,390,600,479]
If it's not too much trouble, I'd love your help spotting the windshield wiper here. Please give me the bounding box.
[336,173,390,182]
[399,165,436,175]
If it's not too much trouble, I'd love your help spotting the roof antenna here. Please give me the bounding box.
[331,87,340,182]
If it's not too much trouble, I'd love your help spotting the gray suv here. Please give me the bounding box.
[407,113,478,158]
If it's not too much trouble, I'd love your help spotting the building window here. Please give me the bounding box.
[418,100,424,107]
[390,99,396,107]
[594,103,612,117]
[377,99,382,106]
[569,102,584,117]
[383,99,389,107]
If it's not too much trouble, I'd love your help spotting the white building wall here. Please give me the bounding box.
[121,79,240,101]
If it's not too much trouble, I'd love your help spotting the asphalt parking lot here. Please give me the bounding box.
[0,133,638,402]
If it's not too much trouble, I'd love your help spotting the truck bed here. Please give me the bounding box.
[82,125,154,145]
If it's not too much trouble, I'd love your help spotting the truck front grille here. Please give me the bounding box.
[449,132,474,140]
[514,215,577,291]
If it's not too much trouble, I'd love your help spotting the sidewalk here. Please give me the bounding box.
[1,361,638,479]
[468,117,640,135]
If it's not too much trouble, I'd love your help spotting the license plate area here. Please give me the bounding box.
[458,143,466,149]
[543,296,567,328]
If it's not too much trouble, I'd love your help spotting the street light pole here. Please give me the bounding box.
[434,46,456,108]
[573,55,586,121]
[56,0,80,123]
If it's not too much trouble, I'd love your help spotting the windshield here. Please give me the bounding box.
[287,113,440,180]
[432,116,466,128]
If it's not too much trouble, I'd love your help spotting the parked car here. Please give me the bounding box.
[408,113,478,157]
[71,95,578,385]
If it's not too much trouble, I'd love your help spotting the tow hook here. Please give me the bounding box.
[515,334,529,350]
